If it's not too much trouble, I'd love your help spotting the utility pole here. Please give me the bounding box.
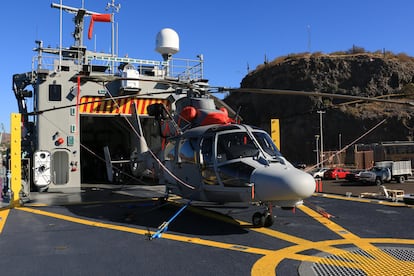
[317,110,325,167]
[315,135,320,167]
[338,133,342,150]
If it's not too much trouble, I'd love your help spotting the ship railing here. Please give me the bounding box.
[86,55,167,77]
[32,52,204,81]
[32,55,61,72]
[169,57,204,81]
[86,55,204,81]
[32,47,85,72]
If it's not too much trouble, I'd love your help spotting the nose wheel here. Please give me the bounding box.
[252,204,275,227]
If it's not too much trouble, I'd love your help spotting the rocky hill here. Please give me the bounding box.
[224,52,414,165]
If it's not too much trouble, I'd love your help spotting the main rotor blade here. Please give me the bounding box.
[227,88,414,106]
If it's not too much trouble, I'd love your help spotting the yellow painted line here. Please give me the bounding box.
[250,231,372,274]
[299,205,360,240]
[187,203,414,275]
[0,209,10,234]
[239,217,378,261]
[238,220,314,245]
[14,203,414,276]
[241,212,387,276]
[17,207,272,256]
[252,241,356,276]
[186,205,366,264]
[299,205,394,257]
[315,193,410,207]
[298,204,414,275]
[23,197,164,207]
[188,204,353,256]
[24,203,49,207]
[251,205,414,275]
[251,235,414,275]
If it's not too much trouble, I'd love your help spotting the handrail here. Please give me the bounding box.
[33,50,204,81]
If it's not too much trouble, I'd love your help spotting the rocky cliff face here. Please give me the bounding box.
[224,53,414,165]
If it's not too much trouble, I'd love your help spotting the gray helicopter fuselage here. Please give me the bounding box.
[160,124,315,208]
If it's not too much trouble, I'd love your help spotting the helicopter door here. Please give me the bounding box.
[173,138,202,195]
[200,136,218,185]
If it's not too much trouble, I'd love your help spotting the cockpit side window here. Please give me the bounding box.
[178,138,197,164]
[217,132,259,161]
[200,136,213,165]
[253,131,282,157]
[164,140,176,161]
[200,136,218,185]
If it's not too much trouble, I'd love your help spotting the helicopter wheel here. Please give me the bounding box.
[252,212,265,227]
[252,211,275,227]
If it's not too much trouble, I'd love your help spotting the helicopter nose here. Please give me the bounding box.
[251,165,315,206]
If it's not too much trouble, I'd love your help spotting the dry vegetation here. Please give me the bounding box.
[255,46,414,72]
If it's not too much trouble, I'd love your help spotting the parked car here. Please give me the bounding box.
[359,167,391,185]
[310,168,329,179]
[345,170,362,182]
[293,162,306,170]
[359,161,412,185]
[323,168,351,180]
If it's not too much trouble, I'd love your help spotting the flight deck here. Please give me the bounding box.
[1,181,413,276]
[4,2,414,275]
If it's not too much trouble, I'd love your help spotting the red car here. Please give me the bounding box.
[323,168,350,180]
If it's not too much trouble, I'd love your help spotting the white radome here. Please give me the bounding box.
[155,28,180,56]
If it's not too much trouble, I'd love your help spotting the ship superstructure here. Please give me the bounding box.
[12,3,204,194]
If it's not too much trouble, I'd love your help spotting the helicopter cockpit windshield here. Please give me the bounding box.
[216,132,259,162]
[252,130,282,158]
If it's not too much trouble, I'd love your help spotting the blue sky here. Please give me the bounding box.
[2,0,414,132]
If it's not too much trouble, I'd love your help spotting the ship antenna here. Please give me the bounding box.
[59,0,63,71]
[106,0,121,73]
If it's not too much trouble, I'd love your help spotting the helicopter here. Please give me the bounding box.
[106,81,317,228]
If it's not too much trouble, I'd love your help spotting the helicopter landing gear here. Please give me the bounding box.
[252,203,275,227]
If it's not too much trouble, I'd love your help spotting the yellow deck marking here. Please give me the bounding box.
[10,203,414,276]
[238,220,312,245]
[17,207,272,256]
[298,205,396,256]
[300,205,414,275]
[241,219,378,262]
[251,205,414,275]
[189,204,367,260]
[317,193,409,207]
[0,209,10,234]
